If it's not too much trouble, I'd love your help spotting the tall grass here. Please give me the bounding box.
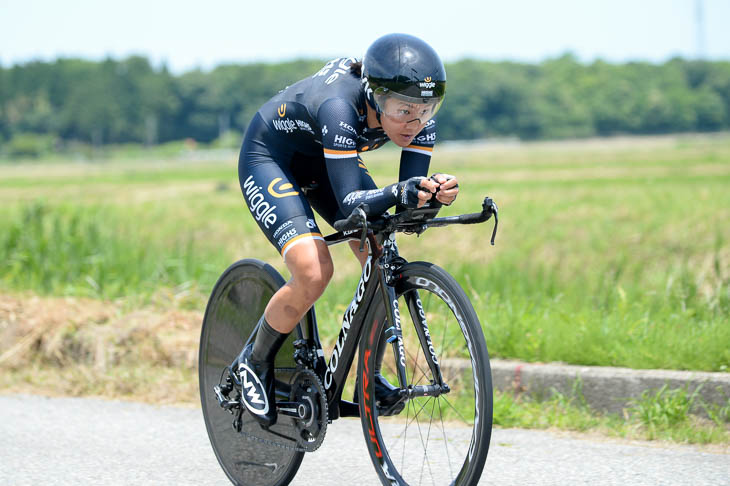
[1,135,729,370]
[0,202,228,302]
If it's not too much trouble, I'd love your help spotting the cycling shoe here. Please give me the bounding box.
[354,372,405,416]
[232,343,278,427]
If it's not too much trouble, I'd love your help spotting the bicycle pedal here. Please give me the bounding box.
[214,385,240,411]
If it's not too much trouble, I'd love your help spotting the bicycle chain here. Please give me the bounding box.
[229,369,328,453]
[237,417,307,452]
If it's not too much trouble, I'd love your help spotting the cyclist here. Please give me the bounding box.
[230,33,459,427]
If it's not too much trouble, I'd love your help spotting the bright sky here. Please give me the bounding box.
[2,0,729,73]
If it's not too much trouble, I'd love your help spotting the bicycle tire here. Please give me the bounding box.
[357,261,493,486]
[199,259,304,486]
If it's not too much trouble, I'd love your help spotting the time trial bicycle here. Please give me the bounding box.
[199,196,499,485]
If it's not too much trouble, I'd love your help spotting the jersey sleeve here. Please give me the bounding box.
[318,98,398,217]
[399,119,436,182]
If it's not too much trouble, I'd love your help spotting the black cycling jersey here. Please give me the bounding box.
[238,57,437,256]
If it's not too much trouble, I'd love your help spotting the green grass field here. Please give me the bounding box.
[1,134,729,373]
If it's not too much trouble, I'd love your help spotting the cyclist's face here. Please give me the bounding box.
[380,99,432,147]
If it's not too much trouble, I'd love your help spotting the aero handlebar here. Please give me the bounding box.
[333,196,499,246]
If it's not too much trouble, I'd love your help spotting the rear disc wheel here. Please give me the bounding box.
[199,259,305,486]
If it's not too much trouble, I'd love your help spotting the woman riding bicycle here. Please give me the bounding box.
[229,33,459,427]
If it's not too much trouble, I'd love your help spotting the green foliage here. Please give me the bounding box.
[0,202,228,300]
[703,397,730,426]
[210,129,243,149]
[628,385,700,429]
[493,384,729,444]
[2,56,730,151]
[0,136,728,372]
[4,133,58,158]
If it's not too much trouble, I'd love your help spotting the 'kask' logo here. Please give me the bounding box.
[419,76,436,89]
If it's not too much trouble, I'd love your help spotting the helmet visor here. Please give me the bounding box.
[373,88,444,124]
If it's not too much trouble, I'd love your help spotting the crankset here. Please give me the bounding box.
[213,366,327,452]
[281,368,328,452]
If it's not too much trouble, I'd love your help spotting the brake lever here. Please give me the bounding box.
[355,206,368,252]
[484,198,499,246]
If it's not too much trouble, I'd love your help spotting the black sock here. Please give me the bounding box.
[251,315,288,363]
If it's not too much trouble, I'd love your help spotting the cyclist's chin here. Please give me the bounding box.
[390,134,415,147]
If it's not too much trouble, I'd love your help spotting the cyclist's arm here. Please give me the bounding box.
[393,119,438,210]
[398,119,436,181]
[319,99,401,216]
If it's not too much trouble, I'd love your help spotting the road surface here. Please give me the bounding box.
[0,395,727,485]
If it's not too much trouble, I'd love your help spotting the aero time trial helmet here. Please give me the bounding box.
[361,33,446,124]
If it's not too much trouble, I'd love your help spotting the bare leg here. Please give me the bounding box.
[348,239,369,268]
[264,238,334,334]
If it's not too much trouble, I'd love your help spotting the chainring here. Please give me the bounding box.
[289,368,328,452]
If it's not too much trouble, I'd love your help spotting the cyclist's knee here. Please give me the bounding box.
[285,239,333,300]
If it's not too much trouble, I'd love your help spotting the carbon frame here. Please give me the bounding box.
[295,234,398,421]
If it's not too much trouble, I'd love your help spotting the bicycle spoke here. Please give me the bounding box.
[418,397,438,486]
[365,265,492,486]
[411,396,433,486]
[401,391,411,473]
[380,396,434,455]
[440,395,473,425]
[438,397,455,481]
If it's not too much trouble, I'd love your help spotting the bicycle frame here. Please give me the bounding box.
[295,231,444,421]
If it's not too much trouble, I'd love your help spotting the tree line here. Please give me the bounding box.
[1,54,729,154]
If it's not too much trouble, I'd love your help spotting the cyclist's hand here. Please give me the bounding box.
[430,173,459,206]
[397,177,438,209]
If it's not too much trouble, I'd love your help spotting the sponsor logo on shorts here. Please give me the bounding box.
[267,177,299,198]
[242,175,278,229]
[277,227,298,248]
[272,220,293,238]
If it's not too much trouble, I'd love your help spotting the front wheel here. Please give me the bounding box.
[357,262,493,486]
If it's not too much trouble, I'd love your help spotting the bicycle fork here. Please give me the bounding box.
[378,267,449,403]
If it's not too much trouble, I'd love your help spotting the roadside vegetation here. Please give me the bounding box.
[493,383,729,446]
[1,134,728,444]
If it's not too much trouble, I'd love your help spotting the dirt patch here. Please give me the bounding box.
[0,293,202,404]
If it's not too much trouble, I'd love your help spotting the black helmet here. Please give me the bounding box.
[362,33,446,122]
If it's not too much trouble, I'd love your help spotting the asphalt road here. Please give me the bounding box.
[0,395,727,485]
